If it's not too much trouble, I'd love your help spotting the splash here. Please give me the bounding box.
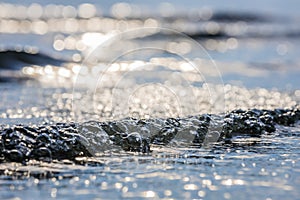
[0,108,299,164]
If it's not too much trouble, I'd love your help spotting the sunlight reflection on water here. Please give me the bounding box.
[0,1,300,200]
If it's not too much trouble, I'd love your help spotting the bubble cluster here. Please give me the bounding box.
[0,107,299,165]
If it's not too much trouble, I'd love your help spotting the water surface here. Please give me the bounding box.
[0,1,300,199]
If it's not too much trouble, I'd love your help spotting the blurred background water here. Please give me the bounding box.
[0,1,299,199]
[1,0,300,89]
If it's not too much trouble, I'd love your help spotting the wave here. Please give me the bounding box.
[0,50,68,82]
[0,108,299,165]
[0,50,66,70]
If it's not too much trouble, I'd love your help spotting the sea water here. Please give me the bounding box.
[0,1,300,199]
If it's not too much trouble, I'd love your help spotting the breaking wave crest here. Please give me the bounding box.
[1,108,299,167]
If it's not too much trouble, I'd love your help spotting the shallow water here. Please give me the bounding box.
[0,1,300,200]
[0,124,299,199]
